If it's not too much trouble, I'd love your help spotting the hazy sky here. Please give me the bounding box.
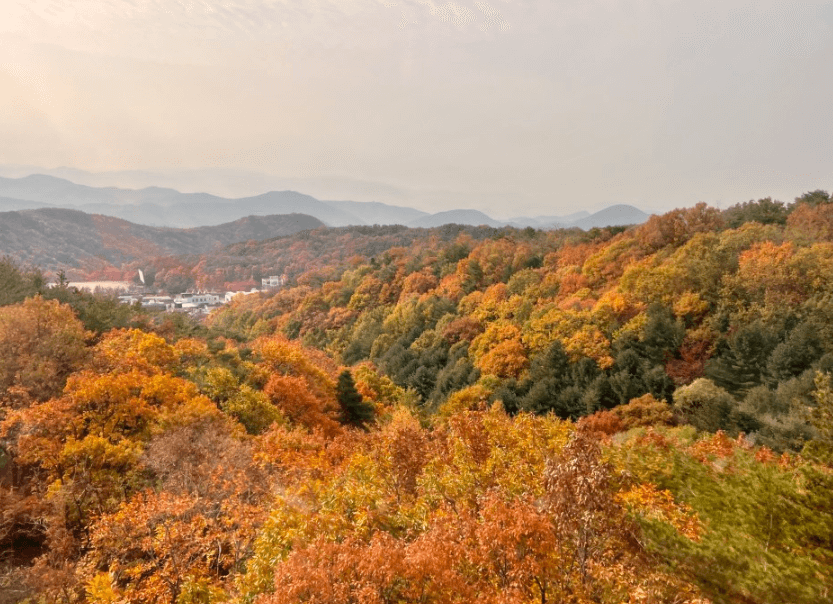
[2,0,832,217]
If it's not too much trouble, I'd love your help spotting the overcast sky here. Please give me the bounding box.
[2,0,832,217]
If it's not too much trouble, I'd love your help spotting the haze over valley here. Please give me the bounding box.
[0,173,649,231]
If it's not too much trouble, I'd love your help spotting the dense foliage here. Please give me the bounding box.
[2,192,833,603]
[207,194,833,452]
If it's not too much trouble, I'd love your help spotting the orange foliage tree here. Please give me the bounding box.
[0,297,88,409]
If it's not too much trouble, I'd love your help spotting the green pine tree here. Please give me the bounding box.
[336,370,375,429]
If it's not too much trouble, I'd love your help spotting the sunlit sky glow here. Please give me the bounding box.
[2,1,832,216]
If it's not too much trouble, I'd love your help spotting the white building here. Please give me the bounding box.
[142,295,173,306]
[262,275,285,288]
[174,292,221,307]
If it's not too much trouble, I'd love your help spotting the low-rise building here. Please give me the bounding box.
[174,292,222,307]
[262,275,285,288]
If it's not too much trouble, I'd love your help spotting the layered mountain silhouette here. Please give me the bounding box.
[0,174,651,231]
[0,195,51,212]
[324,200,429,225]
[0,207,322,272]
[570,205,650,230]
[409,209,503,229]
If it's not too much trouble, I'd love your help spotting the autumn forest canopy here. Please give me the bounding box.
[2,191,833,603]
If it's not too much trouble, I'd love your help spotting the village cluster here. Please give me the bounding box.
[65,275,287,317]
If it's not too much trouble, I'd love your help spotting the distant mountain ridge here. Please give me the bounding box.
[0,174,222,207]
[570,205,649,230]
[0,176,359,228]
[0,195,52,212]
[325,199,429,225]
[0,207,323,274]
[0,174,652,231]
[409,209,503,229]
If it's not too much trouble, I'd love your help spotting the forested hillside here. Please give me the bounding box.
[2,191,833,604]
[141,224,522,292]
[209,192,833,451]
[0,209,322,279]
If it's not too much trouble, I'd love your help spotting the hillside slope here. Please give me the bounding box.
[0,208,322,273]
